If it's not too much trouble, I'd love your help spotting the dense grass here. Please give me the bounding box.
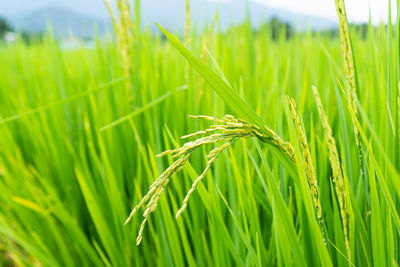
[0,5,399,266]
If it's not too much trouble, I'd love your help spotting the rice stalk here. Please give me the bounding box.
[134,0,140,33]
[104,0,118,34]
[334,0,357,97]
[184,0,191,48]
[200,13,218,61]
[124,114,295,244]
[184,0,191,82]
[104,0,134,100]
[286,96,324,236]
[312,86,350,260]
[197,13,218,98]
[334,0,364,179]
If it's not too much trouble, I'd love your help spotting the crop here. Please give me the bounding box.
[0,0,400,266]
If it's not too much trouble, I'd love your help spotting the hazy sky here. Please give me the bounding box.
[0,0,397,24]
[253,0,397,24]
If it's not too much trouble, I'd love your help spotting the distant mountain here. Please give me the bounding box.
[10,6,111,38]
[5,0,337,39]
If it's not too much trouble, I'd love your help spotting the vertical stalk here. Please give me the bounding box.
[334,0,364,194]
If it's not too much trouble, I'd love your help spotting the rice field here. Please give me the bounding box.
[1,0,400,266]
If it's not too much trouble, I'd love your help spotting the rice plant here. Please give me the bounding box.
[0,0,400,266]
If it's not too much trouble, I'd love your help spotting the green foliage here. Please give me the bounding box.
[0,17,12,38]
[264,17,293,40]
[0,8,399,267]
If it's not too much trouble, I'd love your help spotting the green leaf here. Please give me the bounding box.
[156,23,265,129]
[156,23,297,177]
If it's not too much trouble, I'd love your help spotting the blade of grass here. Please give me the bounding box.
[156,23,297,177]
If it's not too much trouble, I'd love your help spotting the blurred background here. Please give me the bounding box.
[0,0,397,43]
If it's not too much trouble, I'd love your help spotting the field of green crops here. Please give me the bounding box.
[1,1,400,266]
